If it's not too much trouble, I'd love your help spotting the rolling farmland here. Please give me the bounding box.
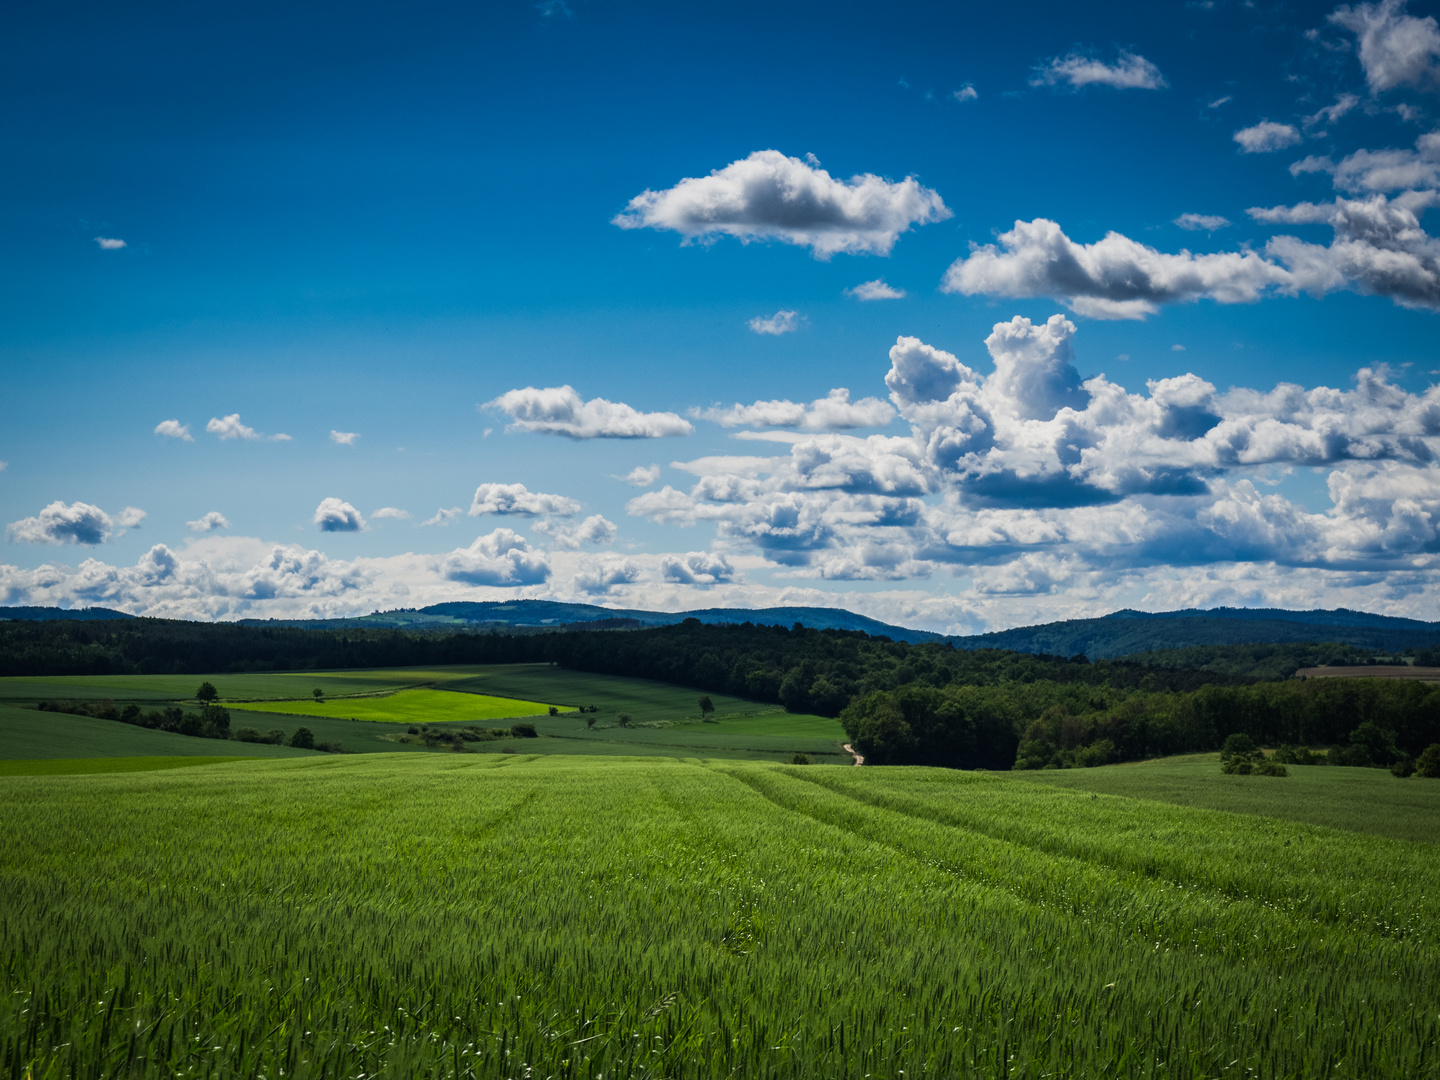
[1,754,1436,1079]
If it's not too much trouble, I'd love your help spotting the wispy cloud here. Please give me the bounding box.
[1174,213,1231,231]
[951,83,978,103]
[93,237,126,250]
[371,507,411,520]
[1032,50,1167,90]
[748,310,803,335]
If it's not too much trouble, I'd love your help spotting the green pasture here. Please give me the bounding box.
[228,686,556,723]
[0,754,1434,1079]
[0,756,248,777]
[1017,753,1440,844]
[0,664,847,762]
[0,701,315,760]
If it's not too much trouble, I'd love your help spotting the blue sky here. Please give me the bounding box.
[3,0,1440,631]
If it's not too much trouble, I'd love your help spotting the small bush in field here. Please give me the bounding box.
[1417,744,1440,779]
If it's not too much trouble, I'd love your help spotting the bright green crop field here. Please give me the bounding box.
[1,754,1436,1079]
[227,686,557,724]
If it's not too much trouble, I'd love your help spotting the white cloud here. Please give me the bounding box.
[847,279,907,300]
[313,498,366,533]
[206,414,258,441]
[154,419,193,441]
[1249,191,1440,309]
[1233,121,1303,153]
[942,218,1294,319]
[571,554,641,594]
[487,385,694,439]
[94,237,126,250]
[620,464,662,487]
[660,551,735,586]
[330,430,360,445]
[469,482,581,517]
[698,389,895,432]
[187,512,230,533]
[1330,0,1440,94]
[1174,213,1231,231]
[1324,130,1440,192]
[436,529,551,586]
[537,514,618,550]
[612,149,952,258]
[6,501,142,546]
[1304,93,1361,130]
[1031,51,1167,90]
[951,84,978,103]
[371,507,411,520]
[1172,344,1187,351]
[748,310,803,335]
[1208,95,1233,108]
[1291,154,1337,177]
[422,507,464,527]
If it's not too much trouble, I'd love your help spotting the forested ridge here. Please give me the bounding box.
[3,615,1436,771]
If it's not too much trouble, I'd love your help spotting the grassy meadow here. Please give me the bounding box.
[0,664,849,761]
[1,753,1436,1079]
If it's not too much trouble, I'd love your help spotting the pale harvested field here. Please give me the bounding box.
[1297,664,1440,681]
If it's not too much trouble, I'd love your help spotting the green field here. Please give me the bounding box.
[0,665,848,762]
[1,754,1434,1079]
[228,686,557,724]
[1017,754,1440,844]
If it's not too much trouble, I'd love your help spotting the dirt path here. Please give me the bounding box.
[843,742,864,766]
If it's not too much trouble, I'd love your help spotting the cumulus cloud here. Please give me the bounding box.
[371,507,411,520]
[847,279,907,300]
[942,218,1294,319]
[612,149,952,258]
[1322,130,1440,192]
[94,237,126,250]
[469,482,581,517]
[952,84,979,102]
[620,464,662,487]
[1249,191,1440,309]
[437,529,551,586]
[6,501,143,546]
[1031,50,1167,90]
[330,430,360,445]
[187,512,230,533]
[697,388,895,431]
[1233,121,1303,153]
[1174,213,1231,231]
[748,310,803,335]
[487,385,693,439]
[154,419,193,441]
[207,414,258,441]
[660,551,735,585]
[537,514,618,550]
[1330,0,1440,94]
[571,554,641,594]
[314,498,366,533]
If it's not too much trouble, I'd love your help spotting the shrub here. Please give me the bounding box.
[288,727,315,749]
[179,714,204,738]
[1221,758,1253,775]
[1392,757,1417,778]
[510,722,538,738]
[1253,759,1289,777]
[548,706,559,717]
[1077,739,1116,768]
[1221,733,1258,762]
[618,714,632,728]
[1417,744,1440,779]
[315,741,344,753]
[233,727,262,743]
[120,704,141,724]
[265,729,287,745]
[790,753,811,765]
[585,716,596,729]
[1274,743,1319,765]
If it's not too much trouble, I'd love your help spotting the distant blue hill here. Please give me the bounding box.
[0,606,134,622]
[950,607,1440,659]
[234,600,944,643]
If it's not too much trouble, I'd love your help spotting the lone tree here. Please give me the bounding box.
[698,696,714,719]
[312,688,324,701]
[618,713,632,728]
[586,716,596,729]
[196,681,219,704]
[289,727,315,749]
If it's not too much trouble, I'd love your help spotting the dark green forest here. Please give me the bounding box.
[2,615,1436,772]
